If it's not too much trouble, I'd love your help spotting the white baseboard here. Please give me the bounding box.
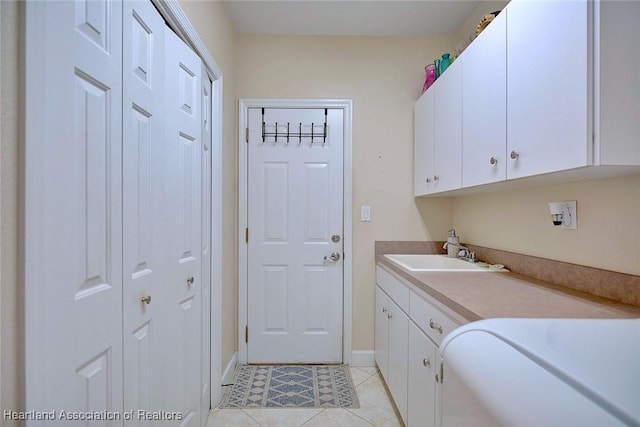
[221,351,238,385]
[350,350,375,367]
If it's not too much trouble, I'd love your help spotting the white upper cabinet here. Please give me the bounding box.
[433,60,463,193]
[506,0,589,179]
[414,60,462,196]
[414,88,435,196]
[462,8,507,187]
[597,1,640,166]
[415,0,640,196]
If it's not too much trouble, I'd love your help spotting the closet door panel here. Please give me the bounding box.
[122,0,167,420]
[165,27,203,426]
[26,0,124,417]
[200,67,213,426]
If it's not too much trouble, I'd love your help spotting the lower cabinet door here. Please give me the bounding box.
[388,299,409,424]
[375,286,390,381]
[408,321,438,427]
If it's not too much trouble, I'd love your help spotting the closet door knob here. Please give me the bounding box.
[187,276,195,285]
[423,358,431,368]
[433,175,440,181]
[510,150,519,159]
[141,295,152,305]
[490,156,497,165]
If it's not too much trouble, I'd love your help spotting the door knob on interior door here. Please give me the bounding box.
[324,252,341,262]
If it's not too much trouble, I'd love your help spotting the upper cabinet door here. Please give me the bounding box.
[506,0,590,179]
[414,89,435,196]
[433,61,462,193]
[462,10,507,187]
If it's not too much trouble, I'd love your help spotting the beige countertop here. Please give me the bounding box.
[377,255,640,322]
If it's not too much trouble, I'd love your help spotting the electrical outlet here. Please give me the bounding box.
[550,201,577,229]
[560,201,577,229]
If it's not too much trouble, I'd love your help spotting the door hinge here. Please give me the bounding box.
[245,127,249,143]
[245,227,249,243]
[245,325,249,343]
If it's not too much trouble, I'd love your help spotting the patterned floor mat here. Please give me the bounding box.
[220,365,360,408]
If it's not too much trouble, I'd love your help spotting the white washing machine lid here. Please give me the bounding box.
[441,318,640,425]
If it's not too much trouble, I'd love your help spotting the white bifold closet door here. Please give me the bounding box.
[26,0,206,425]
[122,0,168,418]
[162,25,203,427]
[200,63,213,427]
[25,0,125,419]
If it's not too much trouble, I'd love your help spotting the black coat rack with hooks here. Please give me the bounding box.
[261,108,328,144]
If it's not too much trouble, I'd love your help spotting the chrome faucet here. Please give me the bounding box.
[442,241,477,263]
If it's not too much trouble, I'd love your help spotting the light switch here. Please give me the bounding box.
[361,206,371,222]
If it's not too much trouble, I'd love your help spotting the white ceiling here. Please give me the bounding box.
[222,0,483,37]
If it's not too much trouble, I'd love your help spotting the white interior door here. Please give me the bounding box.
[25,0,124,418]
[122,0,169,421]
[247,107,344,363]
[164,27,203,426]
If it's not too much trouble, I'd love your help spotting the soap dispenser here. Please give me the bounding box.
[446,229,459,258]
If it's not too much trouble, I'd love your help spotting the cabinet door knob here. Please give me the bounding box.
[186,276,195,285]
[429,318,443,334]
[433,175,440,181]
[387,313,392,320]
[510,150,519,159]
[382,307,388,313]
[425,177,431,183]
[141,295,152,305]
[490,156,497,165]
[423,358,431,368]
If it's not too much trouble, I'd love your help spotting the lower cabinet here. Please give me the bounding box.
[375,286,390,381]
[375,286,409,424]
[387,299,409,423]
[375,264,466,427]
[408,321,438,427]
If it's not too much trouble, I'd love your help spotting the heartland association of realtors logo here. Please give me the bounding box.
[3,409,183,421]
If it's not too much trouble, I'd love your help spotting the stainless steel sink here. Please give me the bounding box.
[384,254,508,272]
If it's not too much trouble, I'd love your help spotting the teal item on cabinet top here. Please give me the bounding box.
[440,53,451,74]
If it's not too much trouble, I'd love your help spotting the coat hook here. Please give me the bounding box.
[324,109,328,144]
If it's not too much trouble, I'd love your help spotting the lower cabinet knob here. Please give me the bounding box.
[141,295,152,305]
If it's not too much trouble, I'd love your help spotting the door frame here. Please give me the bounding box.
[238,98,353,364]
[24,0,225,411]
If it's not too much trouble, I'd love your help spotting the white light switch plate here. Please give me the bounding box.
[361,206,371,222]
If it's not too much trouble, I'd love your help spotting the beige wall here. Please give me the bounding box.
[453,175,640,276]
[178,0,238,371]
[236,34,455,351]
[1,0,22,422]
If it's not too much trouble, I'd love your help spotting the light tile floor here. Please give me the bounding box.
[207,367,404,427]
